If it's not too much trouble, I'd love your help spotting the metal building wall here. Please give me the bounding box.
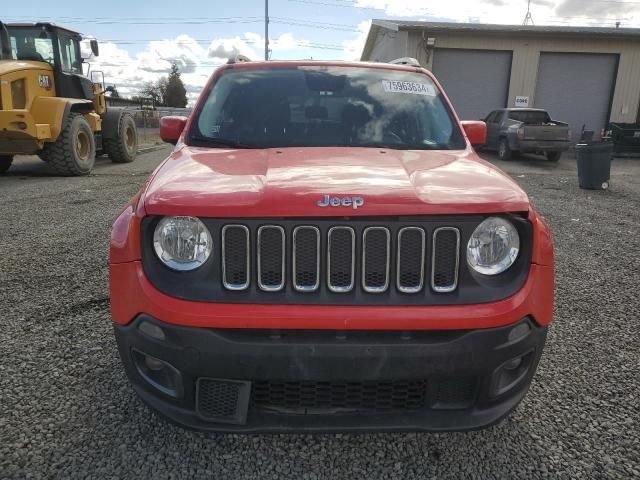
[405,31,640,125]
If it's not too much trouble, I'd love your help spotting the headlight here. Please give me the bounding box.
[467,217,520,275]
[153,216,212,271]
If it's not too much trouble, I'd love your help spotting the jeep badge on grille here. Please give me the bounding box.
[317,195,364,209]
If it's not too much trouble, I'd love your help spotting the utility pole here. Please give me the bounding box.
[523,0,534,26]
[265,0,269,60]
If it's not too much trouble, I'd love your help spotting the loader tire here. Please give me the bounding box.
[104,114,137,163]
[0,155,13,174]
[40,113,96,176]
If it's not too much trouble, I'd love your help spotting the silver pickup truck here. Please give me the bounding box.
[483,108,571,161]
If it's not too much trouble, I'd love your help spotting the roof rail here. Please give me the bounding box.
[227,54,252,64]
[389,57,421,67]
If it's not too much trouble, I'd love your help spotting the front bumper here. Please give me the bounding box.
[0,111,50,155]
[114,315,547,432]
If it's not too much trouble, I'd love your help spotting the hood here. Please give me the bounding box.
[143,146,530,217]
[0,60,52,76]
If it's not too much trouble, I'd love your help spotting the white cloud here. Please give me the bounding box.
[354,0,552,23]
[207,36,259,60]
[89,31,313,105]
[342,20,371,61]
[354,0,640,25]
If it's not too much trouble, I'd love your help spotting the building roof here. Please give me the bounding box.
[362,20,640,60]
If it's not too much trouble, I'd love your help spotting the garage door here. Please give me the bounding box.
[535,53,618,142]
[432,48,512,121]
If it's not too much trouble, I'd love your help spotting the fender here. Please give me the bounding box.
[30,96,93,140]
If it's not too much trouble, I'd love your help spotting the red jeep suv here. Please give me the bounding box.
[109,59,554,432]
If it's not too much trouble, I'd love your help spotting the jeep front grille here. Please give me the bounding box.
[292,226,321,292]
[257,226,285,291]
[431,227,461,293]
[362,227,390,293]
[221,225,250,290]
[327,227,355,292]
[397,227,426,293]
[218,222,461,295]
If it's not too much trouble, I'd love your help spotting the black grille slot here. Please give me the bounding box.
[397,227,425,293]
[196,378,251,424]
[432,228,460,292]
[327,227,355,292]
[258,226,285,291]
[430,378,476,410]
[362,227,390,292]
[252,380,427,412]
[222,225,250,290]
[293,226,320,291]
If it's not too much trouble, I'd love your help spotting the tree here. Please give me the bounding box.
[141,80,164,106]
[164,64,188,108]
[107,85,120,98]
[139,64,187,107]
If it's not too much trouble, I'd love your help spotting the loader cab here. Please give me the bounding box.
[2,22,96,100]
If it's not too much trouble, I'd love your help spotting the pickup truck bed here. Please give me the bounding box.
[485,108,571,161]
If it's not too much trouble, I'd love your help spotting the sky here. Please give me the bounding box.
[4,0,640,104]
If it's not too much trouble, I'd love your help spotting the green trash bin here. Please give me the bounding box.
[575,141,613,190]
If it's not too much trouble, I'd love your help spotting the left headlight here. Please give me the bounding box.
[467,217,520,275]
[153,216,212,271]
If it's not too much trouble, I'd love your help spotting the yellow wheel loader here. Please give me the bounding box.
[0,22,137,175]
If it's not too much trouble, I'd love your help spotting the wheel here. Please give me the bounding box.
[0,155,13,174]
[546,151,562,162]
[39,113,96,176]
[104,114,137,163]
[498,138,512,161]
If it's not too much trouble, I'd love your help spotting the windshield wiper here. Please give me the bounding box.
[189,136,260,149]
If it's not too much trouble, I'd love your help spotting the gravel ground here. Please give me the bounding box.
[1,148,638,479]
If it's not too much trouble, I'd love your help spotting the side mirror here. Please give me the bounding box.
[461,120,487,146]
[160,116,188,145]
[90,39,99,57]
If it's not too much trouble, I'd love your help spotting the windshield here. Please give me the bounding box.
[508,110,551,125]
[190,66,466,150]
[5,27,55,66]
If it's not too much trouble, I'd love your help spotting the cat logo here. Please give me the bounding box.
[38,74,52,90]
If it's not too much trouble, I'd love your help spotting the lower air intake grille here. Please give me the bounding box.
[430,377,476,410]
[252,380,428,412]
[196,378,251,424]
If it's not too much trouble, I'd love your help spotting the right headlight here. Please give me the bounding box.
[467,217,520,275]
[153,216,212,271]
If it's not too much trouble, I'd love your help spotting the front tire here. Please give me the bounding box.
[104,114,137,163]
[0,155,13,174]
[498,138,512,161]
[546,151,562,162]
[39,113,96,176]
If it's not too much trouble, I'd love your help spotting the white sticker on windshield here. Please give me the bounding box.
[382,80,437,96]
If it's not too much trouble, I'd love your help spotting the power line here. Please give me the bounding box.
[286,0,430,12]
[100,38,344,50]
